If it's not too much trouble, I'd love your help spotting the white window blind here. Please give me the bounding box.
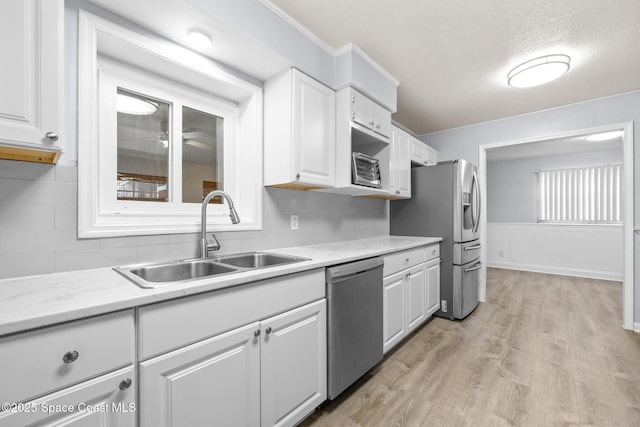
[538,164,622,223]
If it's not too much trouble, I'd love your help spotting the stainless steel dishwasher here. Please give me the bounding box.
[326,256,384,400]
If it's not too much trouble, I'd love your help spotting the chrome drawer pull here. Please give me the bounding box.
[62,350,79,364]
[119,378,132,391]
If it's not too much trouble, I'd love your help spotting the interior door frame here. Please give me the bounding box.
[478,122,634,330]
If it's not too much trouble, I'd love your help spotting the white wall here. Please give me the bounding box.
[487,148,623,223]
[487,223,623,281]
[0,1,389,280]
[421,90,639,321]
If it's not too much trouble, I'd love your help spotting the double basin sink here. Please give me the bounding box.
[115,252,309,289]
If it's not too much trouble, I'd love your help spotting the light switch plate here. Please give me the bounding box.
[290,214,299,230]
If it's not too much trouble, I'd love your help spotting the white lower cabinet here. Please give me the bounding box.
[140,322,261,427]
[425,257,441,317]
[406,264,427,333]
[383,244,440,354]
[261,299,327,427]
[0,310,135,427]
[383,270,407,353]
[140,299,326,427]
[0,366,136,427]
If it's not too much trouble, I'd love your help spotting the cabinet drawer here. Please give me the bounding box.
[384,248,425,276]
[0,310,134,405]
[138,268,325,360]
[0,366,136,427]
[425,243,440,261]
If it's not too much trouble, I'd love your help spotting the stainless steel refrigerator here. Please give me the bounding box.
[390,159,482,320]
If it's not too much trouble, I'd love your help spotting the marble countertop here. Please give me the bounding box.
[0,235,441,336]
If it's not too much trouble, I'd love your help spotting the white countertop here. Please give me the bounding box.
[0,235,440,336]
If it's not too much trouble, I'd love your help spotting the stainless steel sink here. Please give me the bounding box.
[114,258,239,288]
[213,252,308,269]
[114,252,308,289]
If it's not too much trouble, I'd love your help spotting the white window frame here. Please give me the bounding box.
[77,11,262,238]
[537,164,622,224]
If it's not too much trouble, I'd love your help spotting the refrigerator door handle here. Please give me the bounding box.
[471,171,481,233]
[464,261,483,273]
[464,244,482,251]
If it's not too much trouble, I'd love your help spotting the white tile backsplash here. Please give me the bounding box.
[54,204,77,228]
[0,253,54,278]
[0,203,55,230]
[54,247,139,272]
[0,178,76,205]
[0,228,99,255]
[0,166,389,279]
[0,160,55,181]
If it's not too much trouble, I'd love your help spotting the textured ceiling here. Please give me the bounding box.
[267,0,640,135]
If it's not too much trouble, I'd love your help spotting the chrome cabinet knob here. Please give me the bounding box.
[62,350,79,364]
[45,132,59,141]
[254,329,261,337]
[265,327,272,335]
[119,378,132,391]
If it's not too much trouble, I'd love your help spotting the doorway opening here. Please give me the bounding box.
[478,122,634,330]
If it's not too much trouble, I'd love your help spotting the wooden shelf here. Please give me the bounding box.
[0,144,61,164]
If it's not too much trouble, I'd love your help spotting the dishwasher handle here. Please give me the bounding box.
[326,257,384,282]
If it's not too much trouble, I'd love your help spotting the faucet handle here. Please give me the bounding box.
[205,233,221,254]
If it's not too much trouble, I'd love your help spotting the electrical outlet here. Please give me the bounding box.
[290,214,299,230]
[441,300,447,312]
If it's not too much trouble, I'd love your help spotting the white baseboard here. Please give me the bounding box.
[487,259,623,282]
[634,323,640,333]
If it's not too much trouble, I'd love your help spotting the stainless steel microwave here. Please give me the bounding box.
[352,152,382,188]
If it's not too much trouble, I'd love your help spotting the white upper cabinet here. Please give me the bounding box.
[0,0,63,164]
[264,68,336,189]
[389,126,411,199]
[410,138,438,166]
[350,88,392,140]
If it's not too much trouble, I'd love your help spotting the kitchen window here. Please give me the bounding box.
[538,164,622,224]
[77,12,262,237]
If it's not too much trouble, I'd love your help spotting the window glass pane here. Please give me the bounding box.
[117,89,170,202]
[182,106,224,204]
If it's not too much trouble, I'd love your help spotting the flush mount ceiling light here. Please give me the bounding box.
[116,93,158,115]
[585,130,624,142]
[186,29,212,49]
[507,54,571,88]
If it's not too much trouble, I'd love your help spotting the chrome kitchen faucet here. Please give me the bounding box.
[200,190,240,258]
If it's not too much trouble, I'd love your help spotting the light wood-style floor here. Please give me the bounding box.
[301,268,640,426]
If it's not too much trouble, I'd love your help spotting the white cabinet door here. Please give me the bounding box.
[350,88,391,139]
[390,127,411,198]
[425,258,441,317]
[139,322,260,427]
[264,68,335,189]
[373,106,392,138]
[261,299,326,427]
[406,264,426,333]
[292,71,336,187]
[0,366,136,427]
[409,138,425,164]
[351,89,376,130]
[0,0,63,163]
[424,145,438,165]
[383,271,406,354]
